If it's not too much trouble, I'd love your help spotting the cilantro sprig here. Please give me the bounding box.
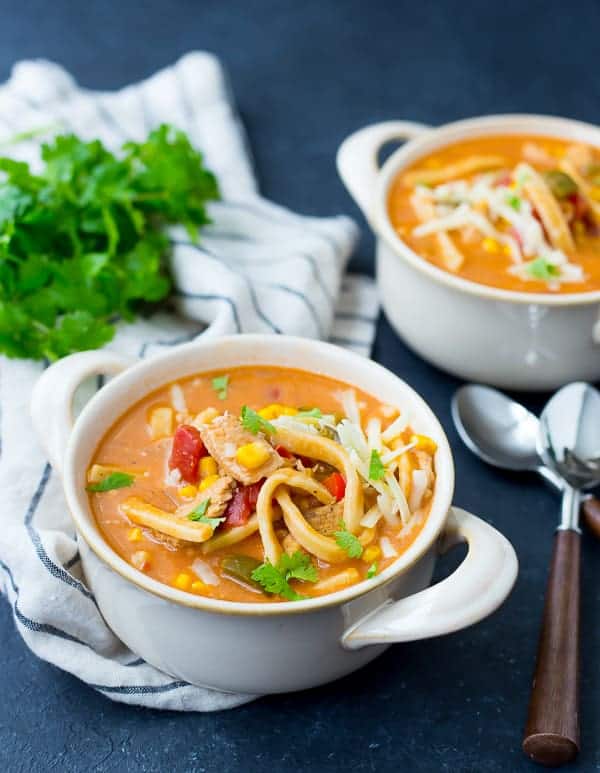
[335,521,364,559]
[187,498,225,530]
[241,405,275,435]
[251,551,318,601]
[86,472,134,492]
[0,125,219,360]
[211,374,229,400]
[368,449,385,481]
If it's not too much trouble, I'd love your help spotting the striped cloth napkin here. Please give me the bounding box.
[0,53,378,711]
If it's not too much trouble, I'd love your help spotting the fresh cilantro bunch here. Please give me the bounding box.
[0,124,219,360]
[251,551,318,601]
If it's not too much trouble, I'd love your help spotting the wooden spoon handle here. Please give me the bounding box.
[523,529,580,767]
[582,496,600,540]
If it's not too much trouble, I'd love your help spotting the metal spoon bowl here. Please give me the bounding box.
[451,384,600,538]
[451,384,562,489]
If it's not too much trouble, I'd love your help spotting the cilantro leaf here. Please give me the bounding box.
[187,499,223,530]
[87,472,134,492]
[278,551,318,582]
[367,562,378,579]
[241,405,275,435]
[525,256,561,282]
[251,551,317,601]
[505,193,521,211]
[368,449,385,481]
[211,374,229,400]
[0,125,219,360]
[335,521,364,559]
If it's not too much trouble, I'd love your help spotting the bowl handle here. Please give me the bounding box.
[336,121,431,222]
[342,507,518,649]
[30,350,132,476]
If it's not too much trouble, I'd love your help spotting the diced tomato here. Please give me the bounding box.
[569,191,588,221]
[224,479,265,526]
[276,444,294,459]
[323,472,346,501]
[168,425,206,483]
[246,479,265,509]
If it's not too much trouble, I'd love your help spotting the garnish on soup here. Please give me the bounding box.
[389,135,600,293]
[87,366,437,603]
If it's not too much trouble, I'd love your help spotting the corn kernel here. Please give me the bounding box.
[410,434,438,454]
[502,244,512,256]
[173,573,192,591]
[127,527,142,542]
[574,221,586,238]
[590,187,600,202]
[199,456,218,479]
[258,404,298,420]
[131,550,150,571]
[482,237,500,253]
[235,442,271,469]
[199,474,219,491]
[178,485,197,499]
[363,545,382,564]
[191,580,209,594]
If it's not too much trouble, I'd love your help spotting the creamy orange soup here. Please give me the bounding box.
[87,366,436,603]
[388,135,600,293]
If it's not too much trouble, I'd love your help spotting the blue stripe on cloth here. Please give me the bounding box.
[334,311,378,324]
[173,291,241,333]
[193,232,334,305]
[221,200,342,253]
[89,681,189,695]
[266,283,324,337]
[0,559,90,648]
[63,552,81,570]
[93,99,129,142]
[24,464,96,603]
[1,560,191,692]
[170,240,282,333]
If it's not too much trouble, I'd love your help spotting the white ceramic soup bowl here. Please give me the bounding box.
[337,114,600,391]
[31,335,517,695]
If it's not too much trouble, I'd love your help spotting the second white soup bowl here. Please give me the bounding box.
[337,114,600,391]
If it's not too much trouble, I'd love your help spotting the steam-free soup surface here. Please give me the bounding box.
[388,135,600,293]
[88,366,436,603]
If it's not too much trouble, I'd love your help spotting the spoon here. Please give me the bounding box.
[451,385,600,537]
[522,383,600,766]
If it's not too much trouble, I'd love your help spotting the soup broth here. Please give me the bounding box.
[87,366,436,603]
[388,135,600,293]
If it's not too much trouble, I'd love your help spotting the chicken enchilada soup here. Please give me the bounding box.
[388,135,600,293]
[87,366,436,603]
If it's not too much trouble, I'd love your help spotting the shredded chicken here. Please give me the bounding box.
[305,501,344,536]
[198,413,283,484]
[178,475,235,521]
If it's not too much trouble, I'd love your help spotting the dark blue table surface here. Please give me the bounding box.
[1,1,600,771]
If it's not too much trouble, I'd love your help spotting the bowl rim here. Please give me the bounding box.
[373,112,600,306]
[63,334,455,617]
